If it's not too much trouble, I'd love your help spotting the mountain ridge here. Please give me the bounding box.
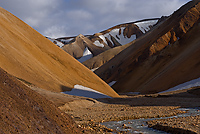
[48,18,159,64]
[0,6,119,97]
[95,0,200,94]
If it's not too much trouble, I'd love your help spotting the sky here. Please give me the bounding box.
[1,0,190,38]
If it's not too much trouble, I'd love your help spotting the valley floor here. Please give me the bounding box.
[31,86,200,134]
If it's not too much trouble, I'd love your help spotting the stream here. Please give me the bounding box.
[101,107,200,134]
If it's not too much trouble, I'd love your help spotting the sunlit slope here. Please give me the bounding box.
[0,7,119,97]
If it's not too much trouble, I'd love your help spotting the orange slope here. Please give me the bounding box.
[0,7,119,97]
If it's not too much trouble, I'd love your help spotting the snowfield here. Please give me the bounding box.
[103,27,136,46]
[60,38,74,44]
[78,47,93,63]
[62,85,111,98]
[135,20,158,33]
[93,40,104,48]
[159,77,200,93]
[99,35,108,45]
[101,20,157,47]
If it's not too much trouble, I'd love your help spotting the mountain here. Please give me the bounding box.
[95,0,200,94]
[0,67,82,133]
[48,19,159,63]
[61,34,110,62]
[82,42,131,70]
[0,7,119,98]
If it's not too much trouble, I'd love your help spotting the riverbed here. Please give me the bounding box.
[101,107,200,134]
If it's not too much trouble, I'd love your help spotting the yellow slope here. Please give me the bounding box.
[0,7,119,97]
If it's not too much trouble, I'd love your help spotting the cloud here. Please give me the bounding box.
[1,0,190,38]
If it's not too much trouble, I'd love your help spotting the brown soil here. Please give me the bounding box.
[147,115,199,134]
[33,85,200,133]
[0,68,83,134]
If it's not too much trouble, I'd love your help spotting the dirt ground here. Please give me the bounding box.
[147,115,199,134]
[31,86,200,133]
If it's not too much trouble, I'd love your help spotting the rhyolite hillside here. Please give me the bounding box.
[0,7,119,98]
[95,0,200,94]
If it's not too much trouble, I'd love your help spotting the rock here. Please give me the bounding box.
[122,124,126,127]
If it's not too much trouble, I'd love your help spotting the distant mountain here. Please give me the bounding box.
[0,67,82,133]
[48,18,159,63]
[95,0,200,94]
[0,7,119,98]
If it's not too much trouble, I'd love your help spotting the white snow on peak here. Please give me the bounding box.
[61,84,111,98]
[47,38,64,47]
[60,38,74,44]
[134,20,158,33]
[93,40,104,48]
[99,35,108,45]
[103,27,136,46]
[56,41,65,47]
[159,77,200,93]
[78,47,93,63]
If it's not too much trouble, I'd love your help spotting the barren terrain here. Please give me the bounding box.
[0,6,119,98]
[0,68,83,134]
[32,85,200,133]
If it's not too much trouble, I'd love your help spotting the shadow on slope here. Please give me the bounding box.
[96,87,200,108]
[61,85,111,99]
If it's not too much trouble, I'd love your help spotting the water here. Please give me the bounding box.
[101,107,200,134]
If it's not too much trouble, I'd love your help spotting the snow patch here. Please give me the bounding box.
[135,20,158,33]
[78,47,93,63]
[91,67,99,72]
[93,40,104,48]
[159,77,200,93]
[60,38,74,44]
[62,85,111,98]
[108,81,116,86]
[56,41,64,47]
[47,38,64,47]
[127,92,140,95]
[103,27,136,46]
[99,35,108,45]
